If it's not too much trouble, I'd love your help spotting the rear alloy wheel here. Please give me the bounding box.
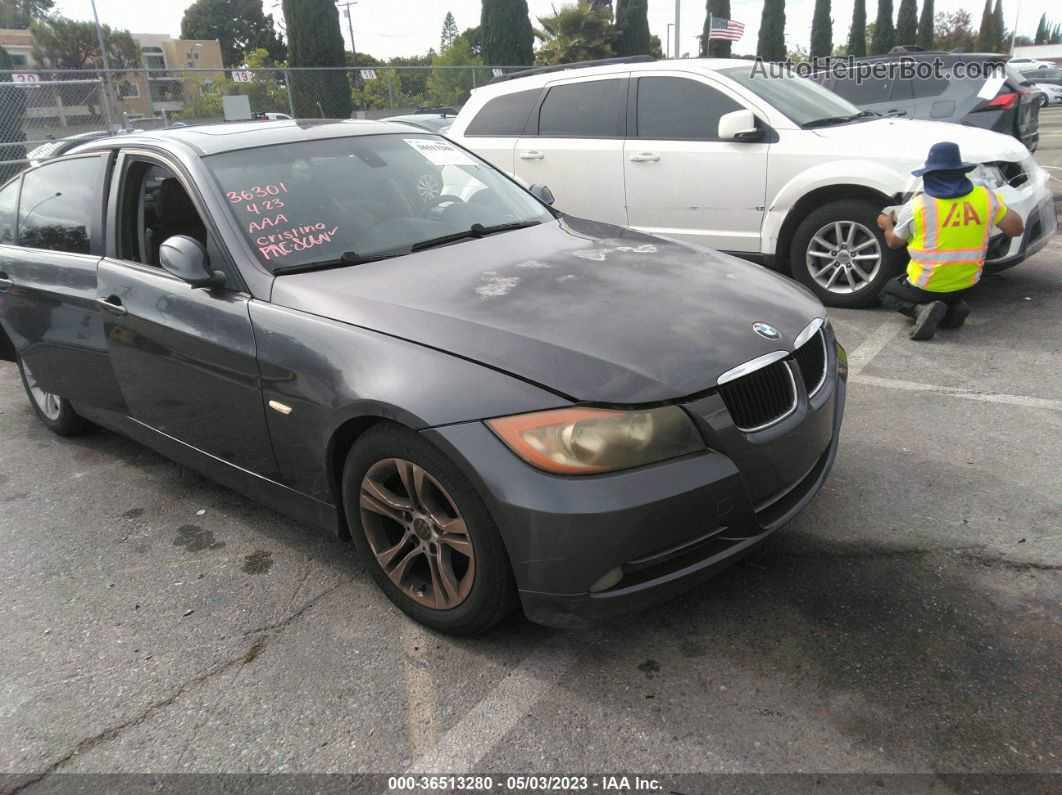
[17,357,88,436]
[342,424,516,634]
[791,198,905,308]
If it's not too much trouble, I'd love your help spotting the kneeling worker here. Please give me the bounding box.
[877,141,1024,340]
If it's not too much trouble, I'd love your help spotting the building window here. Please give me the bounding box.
[9,54,28,66]
[117,82,140,99]
[185,51,200,61]
[142,46,166,70]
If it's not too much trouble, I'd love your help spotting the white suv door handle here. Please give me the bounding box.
[519,151,544,160]
[629,152,660,163]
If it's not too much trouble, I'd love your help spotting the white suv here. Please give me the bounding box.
[448,58,1055,307]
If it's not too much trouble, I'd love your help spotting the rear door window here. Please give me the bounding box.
[635,76,742,140]
[0,178,18,245]
[537,79,626,137]
[18,156,101,254]
[830,75,893,106]
[465,89,540,136]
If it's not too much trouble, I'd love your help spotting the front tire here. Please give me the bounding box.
[790,198,905,308]
[342,424,517,635]
[17,357,88,436]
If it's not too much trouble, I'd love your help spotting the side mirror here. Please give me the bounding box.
[718,109,762,141]
[529,183,555,206]
[159,235,226,289]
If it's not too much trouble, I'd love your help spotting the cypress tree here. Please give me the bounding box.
[615,0,650,56]
[757,0,786,61]
[1034,13,1046,45]
[282,0,352,118]
[992,0,1005,52]
[810,0,832,58]
[0,46,27,185]
[916,0,934,49]
[895,0,918,45]
[481,0,534,66]
[849,0,867,56]
[976,0,993,50]
[702,0,733,58]
[871,0,895,54]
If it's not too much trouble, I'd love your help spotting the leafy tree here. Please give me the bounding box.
[0,0,52,29]
[933,9,976,51]
[1034,13,1046,44]
[1038,19,1062,44]
[458,26,482,56]
[895,0,918,45]
[647,33,663,58]
[810,0,832,57]
[916,0,934,49]
[181,0,285,68]
[870,0,895,54]
[614,0,650,56]
[701,0,733,58]
[282,0,351,118]
[426,36,481,107]
[0,46,26,184]
[534,1,616,65]
[441,12,459,49]
[848,0,867,56]
[756,0,786,61]
[482,0,534,66]
[31,17,141,70]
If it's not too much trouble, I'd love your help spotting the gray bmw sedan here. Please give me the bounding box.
[0,120,846,633]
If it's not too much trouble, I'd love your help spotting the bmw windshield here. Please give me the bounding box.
[720,65,867,127]
[206,133,554,273]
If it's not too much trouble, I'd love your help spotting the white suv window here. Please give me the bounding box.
[636,76,742,140]
[537,79,625,138]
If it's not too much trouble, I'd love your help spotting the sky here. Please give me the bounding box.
[52,0,1060,62]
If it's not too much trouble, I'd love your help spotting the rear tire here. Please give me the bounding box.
[342,424,517,635]
[790,198,906,308]
[17,357,89,436]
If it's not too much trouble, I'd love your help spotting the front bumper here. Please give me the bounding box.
[984,164,1057,272]
[424,347,847,629]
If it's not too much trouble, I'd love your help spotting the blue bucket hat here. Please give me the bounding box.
[911,141,977,176]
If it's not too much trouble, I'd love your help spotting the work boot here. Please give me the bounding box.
[910,301,948,341]
[941,300,970,329]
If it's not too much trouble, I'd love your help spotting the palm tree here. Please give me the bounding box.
[534,1,617,65]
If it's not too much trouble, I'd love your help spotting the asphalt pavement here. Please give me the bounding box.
[1,109,1060,789]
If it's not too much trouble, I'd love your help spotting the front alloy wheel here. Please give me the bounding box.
[359,458,475,610]
[806,220,882,295]
[342,424,516,634]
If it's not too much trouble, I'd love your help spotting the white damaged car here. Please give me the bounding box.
[449,58,1055,307]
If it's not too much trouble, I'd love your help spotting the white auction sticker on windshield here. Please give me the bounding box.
[404,138,477,166]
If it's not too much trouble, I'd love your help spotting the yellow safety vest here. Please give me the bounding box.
[906,185,1002,293]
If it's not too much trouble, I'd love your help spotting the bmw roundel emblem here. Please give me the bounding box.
[753,322,781,340]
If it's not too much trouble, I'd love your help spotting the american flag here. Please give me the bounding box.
[708,16,745,41]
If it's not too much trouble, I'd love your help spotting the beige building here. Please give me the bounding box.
[1,28,223,125]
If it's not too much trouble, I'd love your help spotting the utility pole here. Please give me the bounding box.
[674,0,681,59]
[336,1,357,60]
[89,0,114,128]
[1010,0,1022,54]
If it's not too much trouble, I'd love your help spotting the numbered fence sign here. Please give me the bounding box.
[360,69,378,80]
[492,68,504,77]
[12,73,40,84]
[231,70,253,83]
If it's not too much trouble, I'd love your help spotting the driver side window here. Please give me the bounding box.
[117,160,215,269]
[636,76,742,140]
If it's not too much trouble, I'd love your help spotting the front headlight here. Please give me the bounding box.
[487,406,704,474]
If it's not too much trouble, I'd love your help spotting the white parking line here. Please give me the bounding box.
[845,315,907,377]
[403,623,439,758]
[403,636,577,775]
[854,375,1062,411]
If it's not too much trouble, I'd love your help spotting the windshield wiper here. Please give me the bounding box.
[271,251,395,276]
[409,221,541,253]
[803,110,877,128]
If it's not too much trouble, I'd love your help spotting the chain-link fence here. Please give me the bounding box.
[0,65,527,176]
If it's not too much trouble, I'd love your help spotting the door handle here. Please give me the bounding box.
[0,272,12,292]
[97,295,127,317]
[519,151,544,160]
[629,153,660,162]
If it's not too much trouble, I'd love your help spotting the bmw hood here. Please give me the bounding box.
[269,218,824,404]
